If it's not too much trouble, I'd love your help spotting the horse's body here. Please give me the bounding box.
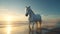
[25,6,42,34]
[29,14,41,22]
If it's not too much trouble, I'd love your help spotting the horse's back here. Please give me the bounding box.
[35,14,41,20]
[33,14,41,21]
[29,14,41,22]
[36,14,41,18]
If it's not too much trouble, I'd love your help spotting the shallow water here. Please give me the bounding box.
[0,21,29,34]
[0,25,29,34]
[0,21,58,34]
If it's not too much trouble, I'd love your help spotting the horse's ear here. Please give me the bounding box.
[29,6,31,8]
[26,6,27,8]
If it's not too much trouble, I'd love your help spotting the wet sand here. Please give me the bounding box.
[35,27,60,34]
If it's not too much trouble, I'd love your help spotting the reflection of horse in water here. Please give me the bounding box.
[25,6,42,34]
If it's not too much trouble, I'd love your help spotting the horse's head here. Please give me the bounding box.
[25,6,31,16]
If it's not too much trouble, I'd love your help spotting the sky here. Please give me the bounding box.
[0,0,60,21]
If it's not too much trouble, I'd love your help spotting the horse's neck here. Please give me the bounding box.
[29,10,35,17]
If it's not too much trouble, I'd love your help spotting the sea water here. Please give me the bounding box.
[0,21,58,34]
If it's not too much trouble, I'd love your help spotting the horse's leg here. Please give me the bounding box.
[32,22,34,34]
[35,22,38,34]
[39,21,42,34]
[36,22,38,31]
[29,22,31,34]
[29,23,31,31]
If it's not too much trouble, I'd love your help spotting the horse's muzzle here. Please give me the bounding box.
[25,14,28,16]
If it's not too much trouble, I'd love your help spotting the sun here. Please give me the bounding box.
[3,15,13,25]
[4,16,13,21]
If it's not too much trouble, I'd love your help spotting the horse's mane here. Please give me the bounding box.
[29,8,35,14]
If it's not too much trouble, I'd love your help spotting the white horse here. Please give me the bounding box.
[25,6,42,34]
